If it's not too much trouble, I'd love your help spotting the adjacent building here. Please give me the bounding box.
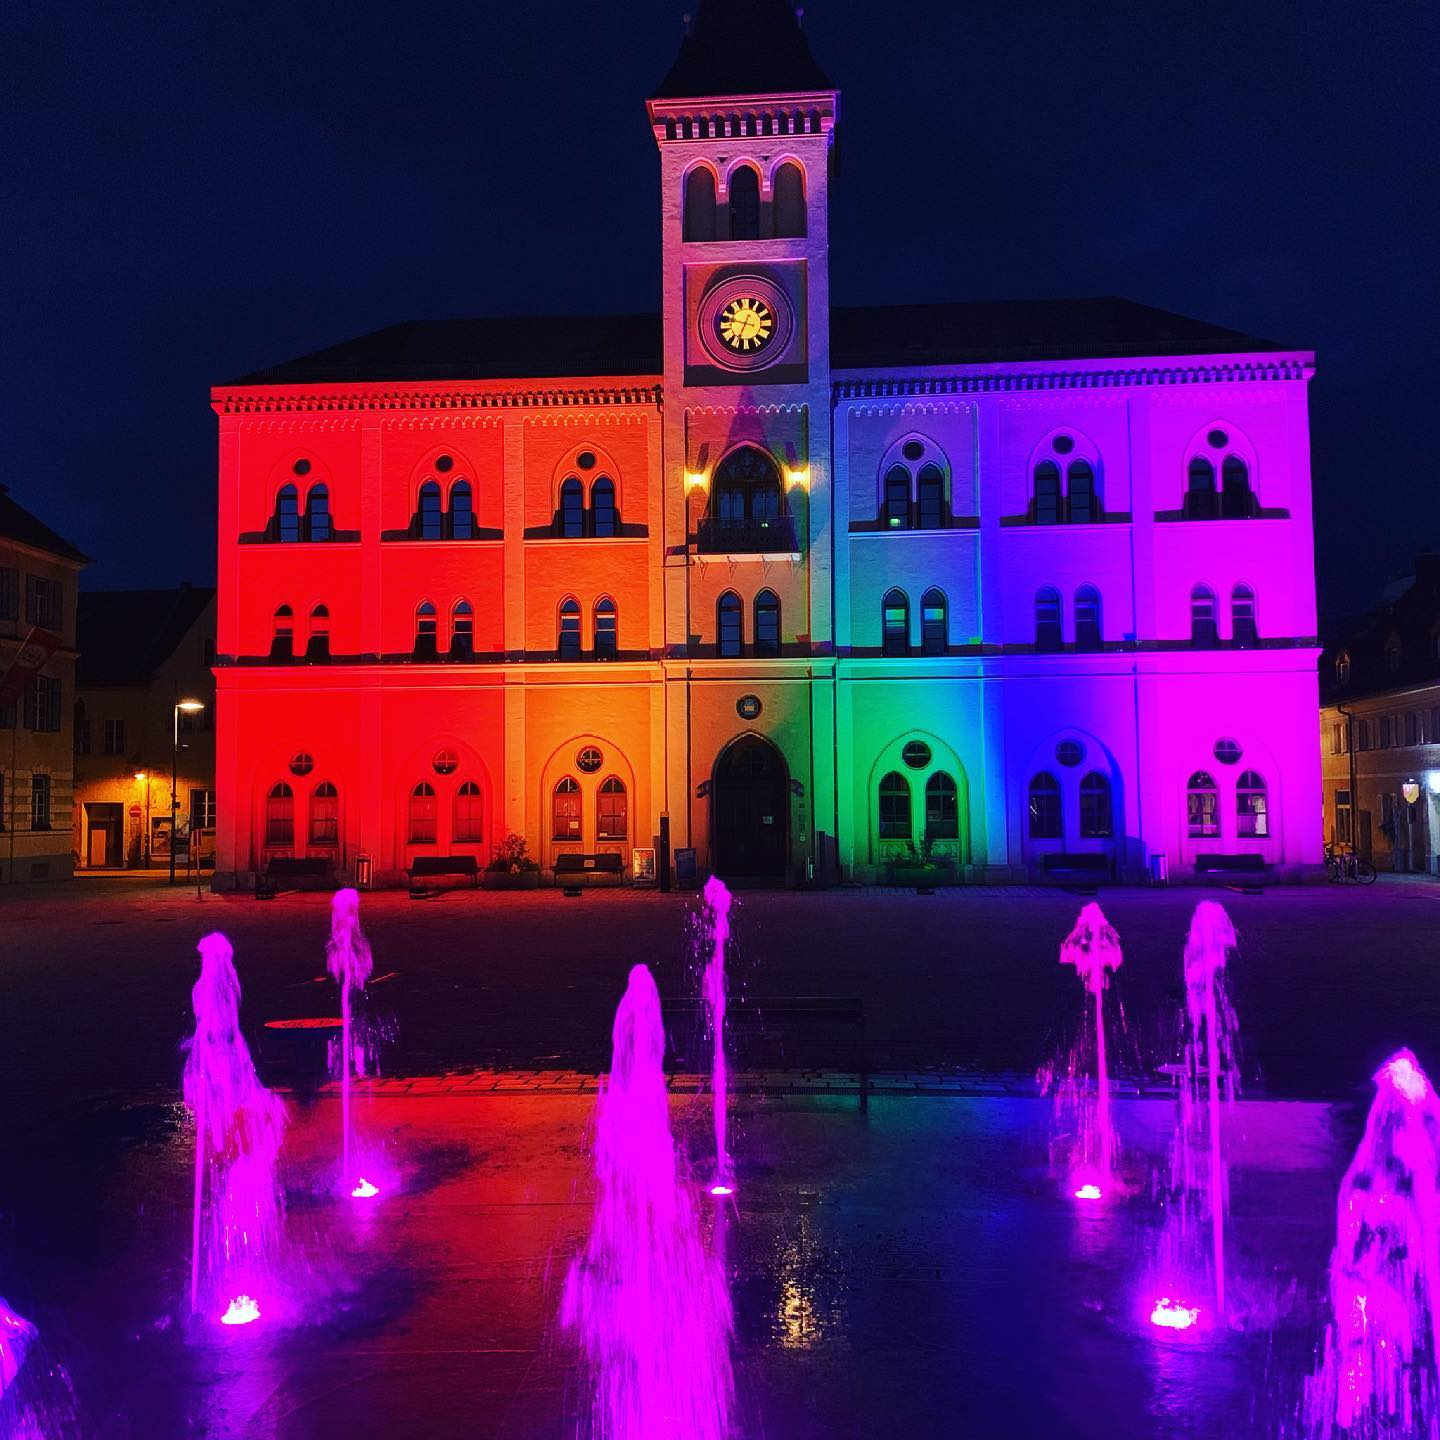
[210,0,1324,889]
[73,586,217,870]
[0,483,88,883]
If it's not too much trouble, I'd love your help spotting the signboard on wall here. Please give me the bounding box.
[632,847,656,884]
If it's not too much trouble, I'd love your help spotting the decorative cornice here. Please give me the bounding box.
[212,383,664,417]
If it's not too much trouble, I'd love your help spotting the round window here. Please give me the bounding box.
[432,749,459,775]
[1213,737,1243,766]
[902,740,932,769]
[289,752,314,776]
[292,458,311,476]
[902,440,925,463]
[1208,429,1229,449]
[577,746,603,774]
[577,451,597,470]
[435,454,454,473]
[736,694,762,720]
[1052,435,1075,455]
[1055,740,1085,768]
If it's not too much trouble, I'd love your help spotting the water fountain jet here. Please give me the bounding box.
[326,888,375,1198]
[701,875,733,1192]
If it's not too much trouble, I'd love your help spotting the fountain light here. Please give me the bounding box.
[1073,1183,1103,1201]
[1149,1297,1199,1331]
[220,1295,261,1327]
[351,1177,380,1199]
[709,1183,733,1197]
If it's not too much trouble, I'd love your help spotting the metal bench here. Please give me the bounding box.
[1040,852,1113,892]
[1195,853,1269,893]
[407,854,480,898]
[256,856,334,899]
[554,852,625,895]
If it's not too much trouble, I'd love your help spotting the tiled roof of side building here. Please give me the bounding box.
[650,0,833,99]
[221,298,1293,389]
[0,484,91,564]
[77,586,215,688]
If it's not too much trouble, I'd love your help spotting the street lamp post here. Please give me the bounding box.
[171,699,205,885]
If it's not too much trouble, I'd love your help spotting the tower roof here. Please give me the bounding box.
[651,0,833,100]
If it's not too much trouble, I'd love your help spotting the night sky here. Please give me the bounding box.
[6,0,1435,617]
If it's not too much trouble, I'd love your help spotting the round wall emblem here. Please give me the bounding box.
[736,694,762,720]
[697,275,793,372]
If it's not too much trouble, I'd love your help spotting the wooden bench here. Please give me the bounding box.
[554,852,625,894]
[1196,853,1269,893]
[407,854,480,898]
[1041,852,1113,891]
[256,856,334,899]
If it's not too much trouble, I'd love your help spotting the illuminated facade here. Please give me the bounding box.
[211,1,1322,888]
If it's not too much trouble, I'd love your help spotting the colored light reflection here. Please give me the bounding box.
[220,1295,260,1327]
[351,1177,379,1199]
[1073,1183,1103,1201]
[1150,1297,1199,1331]
[709,1183,733,1197]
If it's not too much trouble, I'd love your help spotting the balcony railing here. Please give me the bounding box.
[695,515,799,555]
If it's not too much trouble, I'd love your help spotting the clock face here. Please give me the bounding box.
[716,296,775,353]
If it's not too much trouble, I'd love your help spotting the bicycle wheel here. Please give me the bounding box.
[1355,860,1378,884]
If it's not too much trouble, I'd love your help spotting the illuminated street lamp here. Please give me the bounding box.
[171,699,205,884]
[134,771,149,867]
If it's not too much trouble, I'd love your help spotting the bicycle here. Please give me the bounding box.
[1324,842,1377,884]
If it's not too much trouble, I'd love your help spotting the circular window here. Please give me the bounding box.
[902,740,932,769]
[736,694,762,720]
[289,752,314,776]
[1053,435,1075,455]
[577,746,603,774]
[435,454,454,473]
[1208,429,1229,449]
[292,458,311,476]
[1056,740,1085,768]
[902,440,925,463]
[577,451,597,470]
[432,749,458,775]
[1213,738,1243,766]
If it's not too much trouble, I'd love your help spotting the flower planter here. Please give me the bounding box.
[482,870,541,890]
[888,862,959,888]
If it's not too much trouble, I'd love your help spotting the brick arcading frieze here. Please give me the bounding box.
[212,384,665,416]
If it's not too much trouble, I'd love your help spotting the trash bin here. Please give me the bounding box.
[1148,852,1169,885]
[355,855,373,890]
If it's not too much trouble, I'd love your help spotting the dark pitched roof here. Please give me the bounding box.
[222,297,1291,388]
[651,0,832,99]
[77,586,215,688]
[1320,554,1440,703]
[0,484,90,564]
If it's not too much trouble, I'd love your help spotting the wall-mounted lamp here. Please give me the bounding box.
[785,466,811,490]
[685,470,710,492]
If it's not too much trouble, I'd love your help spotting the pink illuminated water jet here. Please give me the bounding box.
[326,888,374,1195]
[702,875,733,1191]
[0,1299,36,1395]
[183,933,286,1321]
[562,963,733,1439]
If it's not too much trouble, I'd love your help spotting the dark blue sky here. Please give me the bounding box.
[5,0,1435,616]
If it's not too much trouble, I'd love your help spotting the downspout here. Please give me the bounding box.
[1336,700,1357,851]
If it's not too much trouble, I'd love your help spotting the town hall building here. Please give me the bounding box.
[211,0,1323,889]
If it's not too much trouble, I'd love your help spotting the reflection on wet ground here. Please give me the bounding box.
[0,1088,1350,1439]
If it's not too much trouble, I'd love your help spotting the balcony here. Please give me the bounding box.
[695,515,799,556]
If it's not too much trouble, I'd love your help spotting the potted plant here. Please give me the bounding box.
[483,832,542,889]
[887,832,959,890]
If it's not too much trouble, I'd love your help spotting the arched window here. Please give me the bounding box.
[1034,462,1061,525]
[552,776,582,840]
[1221,456,1255,518]
[449,480,474,539]
[884,465,911,528]
[450,600,474,660]
[591,476,617,537]
[418,481,443,539]
[1028,773,1062,839]
[1336,651,1351,686]
[1236,770,1268,838]
[683,166,717,241]
[772,161,806,236]
[265,782,294,846]
[310,781,338,845]
[275,484,300,543]
[454,781,483,843]
[598,776,628,840]
[717,591,743,657]
[754,589,780,657]
[1074,585,1102,651]
[882,588,910,657]
[1191,585,1218,646]
[558,597,582,661]
[303,484,331,541]
[917,464,946,529]
[594,597,618,660]
[1035,587,1063,651]
[729,164,760,240]
[306,604,330,662]
[1185,457,1218,520]
[921,588,947,656]
[1067,461,1097,523]
[712,446,784,533]
[414,601,438,660]
[409,782,437,843]
[271,605,294,662]
[878,771,912,839]
[925,772,959,840]
[1187,771,1220,838]
[1079,772,1113,838]
[559,477,584,538]
[1231,584,1258,646]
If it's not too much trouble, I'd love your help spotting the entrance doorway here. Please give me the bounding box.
[712,735,788,880]
[85,803,124,868]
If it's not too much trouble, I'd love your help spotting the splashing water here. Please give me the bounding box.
[183,933,287,1322]
[326,888,374,1196]
[0,1299,36,1395]
[1043,904,1124,1190]
[562,963,734,1440]
[1301,1048,1440,1439]
[702,876,733,1191]
[0,1299,81,1439]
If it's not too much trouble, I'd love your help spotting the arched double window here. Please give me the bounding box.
[1028,773,1062,839]
[1035,587,1063,651]
[594,598,618,660]
[559,477,585,538]
[310,781,338,845]
[754,589,780,657]
[773,161,806,236]
[417,481,444,539]
[450,600,474,660]
[592,477,617,537]
[265,782,294,846]
[1079,772,1113,838]
[454,781,483,843]
[558,597,582,661]
[729,164,760,240]
[271,605,295,662]
[884,465,911,528]
[1231,585,1258,646]
[882,588,910,657]
[303,484,331,541]
[306,604,330,662]
[598,777,628,840]
[718,591,743,657]
[552,776,582,840]
[409,782,437,843]
[1236,771,1268,837]
[878,771,911,839]
[925,772,959,840]
[1185,433,1257,519]
[921,589,947,656]
[449,480,475,539]
[1186,771,1219,838]
[1191,585,1218,647]
[414,601,438,660]
[1074,586,1102,651]
[1033,454,1100,524]
[683,166,717,241]
[274,484,301,543]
